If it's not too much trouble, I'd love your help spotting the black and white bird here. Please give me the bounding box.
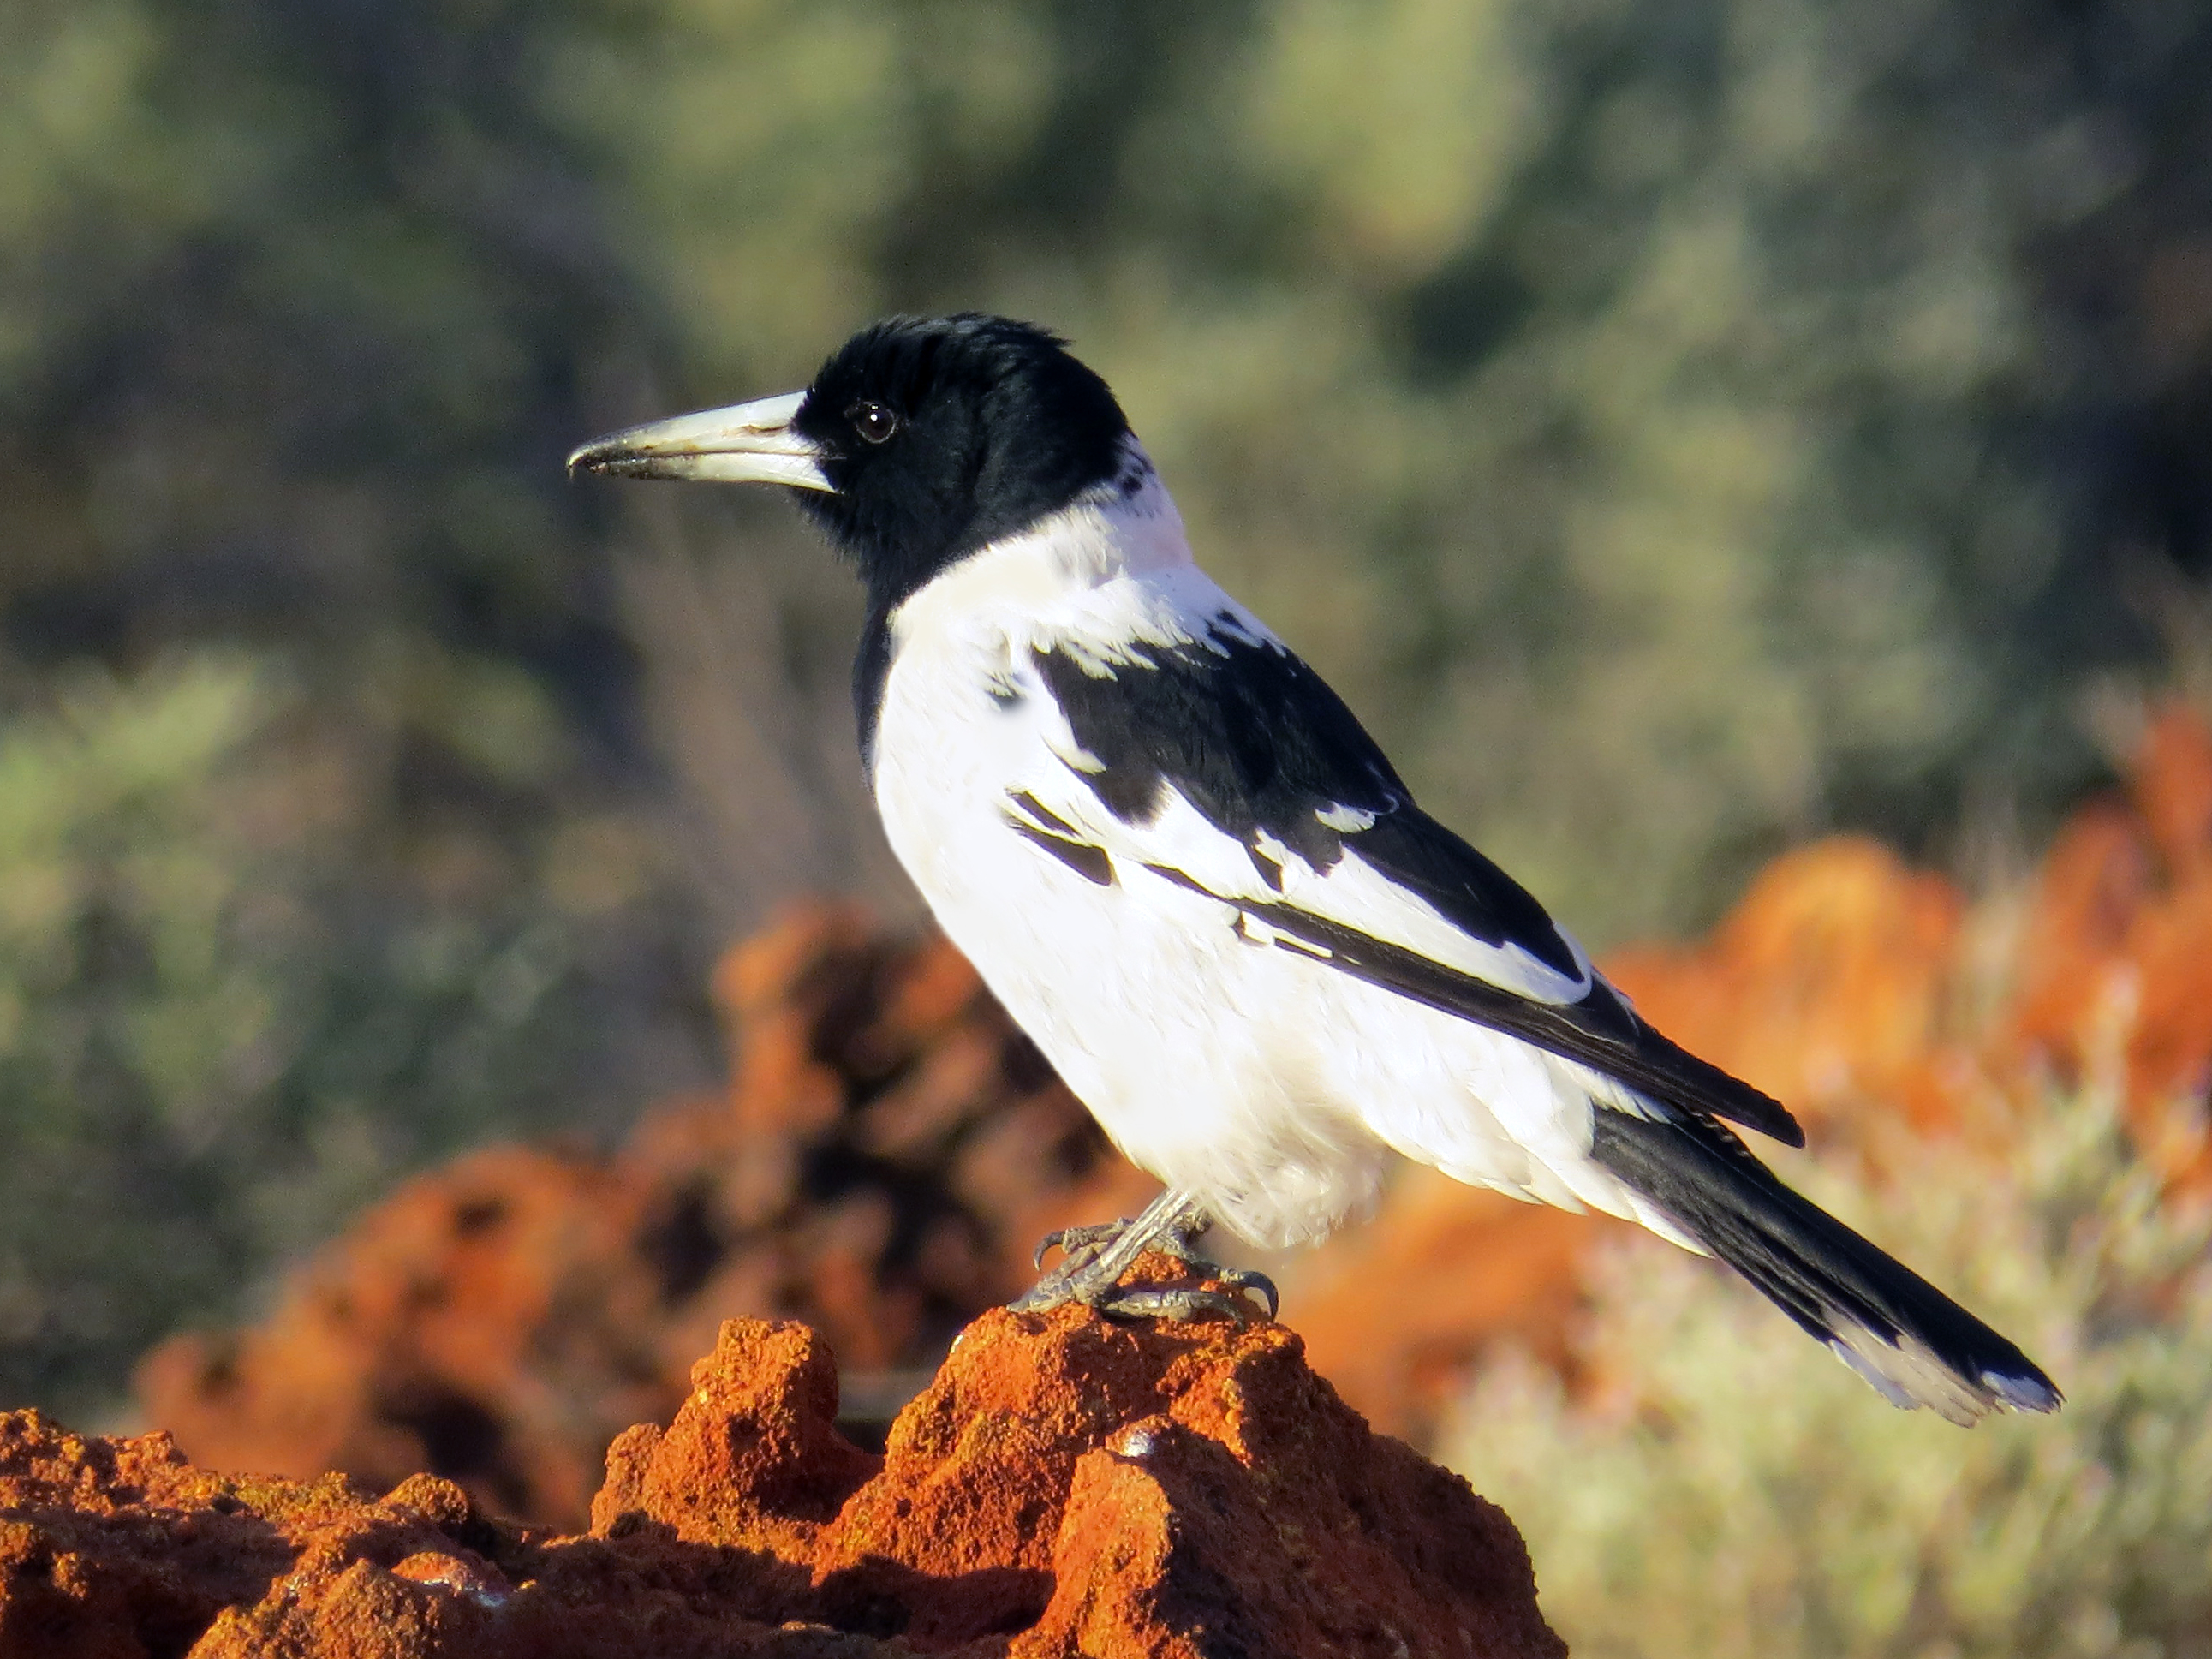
[571,313,2059,1424]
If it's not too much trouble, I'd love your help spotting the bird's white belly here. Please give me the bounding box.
[868,642,1611,1246]
[870,673,1344,1241]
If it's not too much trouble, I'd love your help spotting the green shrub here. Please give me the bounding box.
[0,654,608,1418]
[1446,1091,2212,1658]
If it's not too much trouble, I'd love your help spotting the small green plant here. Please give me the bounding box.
[1446,1090,2212,1659]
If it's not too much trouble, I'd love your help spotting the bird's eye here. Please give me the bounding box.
[847,400,899,445]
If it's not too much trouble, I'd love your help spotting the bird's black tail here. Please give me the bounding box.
[1589,1108,2060,1423]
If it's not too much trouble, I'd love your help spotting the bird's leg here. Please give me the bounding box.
[1016,1189,1278,1322]
[1019,1189,1196,1306]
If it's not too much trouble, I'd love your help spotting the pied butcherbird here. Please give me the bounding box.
[571,314,2058,1424]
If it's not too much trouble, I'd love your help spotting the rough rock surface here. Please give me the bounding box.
[14,1306,1564,1658]
[138,904,1155,1528]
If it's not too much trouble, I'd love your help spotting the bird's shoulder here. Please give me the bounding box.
[1032,583,1402,839]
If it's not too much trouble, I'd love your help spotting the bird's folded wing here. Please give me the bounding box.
[1198,873,1803,1150]
[1011,622,1804,1149]
[1066,795,1804,1149]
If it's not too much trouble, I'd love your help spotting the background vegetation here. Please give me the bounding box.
[3,0,2209,1414]
[1447,1088,2212,1659]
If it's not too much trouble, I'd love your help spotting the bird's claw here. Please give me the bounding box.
[1206,1264,1279,1321]
[1014,1272,1265,1324]
[1033,1220,1130,1270]
[1152,1228,1279,1318]
[1018,1207,1279,1321]
[1088,1285,1261,1323]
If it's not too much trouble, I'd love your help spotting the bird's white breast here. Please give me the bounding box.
[866,470,1660,1248]
[866,486,1371,1239]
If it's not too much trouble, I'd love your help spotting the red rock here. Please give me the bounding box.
[589,1321,875,1558]
[1289,1174,1607,1442]
[138,904,1151,1531]
[589,1306,1565,1658]
[0,1410,499,1659]
[2133,702,2212,874]
[13,1310,1563,1659]
[1296,707,2212,1428]
[1999,699,2212,1188]
[2005,802,2153,1082]
[1295,837,1974,1434]
[1604,836,1969,1132]
[133,1144,674,1531]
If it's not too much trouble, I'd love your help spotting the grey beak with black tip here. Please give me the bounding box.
[566,390,833,491]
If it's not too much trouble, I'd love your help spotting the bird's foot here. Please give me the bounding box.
[1030,1220,1129,1268]
[1016,1194,1278,1322]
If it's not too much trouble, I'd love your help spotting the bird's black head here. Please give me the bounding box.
[569,314,1133,607]
[567,313,1135,760]
[783,314,1132,606]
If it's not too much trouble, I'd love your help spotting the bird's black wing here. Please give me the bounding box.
[1028,622,1804,1149]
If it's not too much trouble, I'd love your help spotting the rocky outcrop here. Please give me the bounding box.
[136,904,1156,1528]
[1601,699,2212,1185]
[12,1303,1565,1658]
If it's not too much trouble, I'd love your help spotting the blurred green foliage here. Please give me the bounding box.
[1446,1090,2212,1658]
[0,659,648,1411]
[0,0,2208,1409]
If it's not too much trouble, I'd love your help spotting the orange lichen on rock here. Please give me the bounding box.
[139,904,1154,1531]
[13,1310,1564,1659]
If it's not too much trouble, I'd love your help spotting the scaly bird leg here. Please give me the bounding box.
[1015,1189,1279,1322]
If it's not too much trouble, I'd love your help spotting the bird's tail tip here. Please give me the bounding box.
[1826,1322,2062,1426]
[1588,1106,2060,1426]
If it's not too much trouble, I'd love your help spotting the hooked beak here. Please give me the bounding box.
[566,390,832,491]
